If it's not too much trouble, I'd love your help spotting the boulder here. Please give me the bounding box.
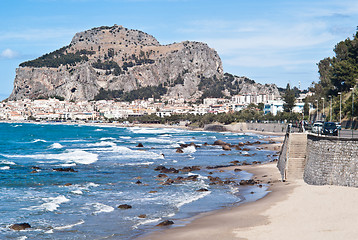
[176,148,184,153]
[136,143,144,147]
[196,188,209,192]
[156,220,174,226]
[10,223,31,231]
[138,214,147,218]
[53,167,77,172]
[222,145,231,151]
[213,140,228,146]
[118,204,132,209]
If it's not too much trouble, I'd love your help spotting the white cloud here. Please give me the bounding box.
[1,48,18,59]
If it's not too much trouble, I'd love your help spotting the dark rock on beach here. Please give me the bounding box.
[10,223,31,231]
[136,143,144,147]
[156,220,174,227]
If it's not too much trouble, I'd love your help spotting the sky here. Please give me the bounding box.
[0,0,357,100]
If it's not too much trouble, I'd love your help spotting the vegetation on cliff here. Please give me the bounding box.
[20,47,94,68]
[93,84,167,101]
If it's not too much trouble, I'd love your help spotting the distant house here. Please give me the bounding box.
[264,100,284,115]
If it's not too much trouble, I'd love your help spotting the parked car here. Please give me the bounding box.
[322,122,338,136]
[312,122,323,134]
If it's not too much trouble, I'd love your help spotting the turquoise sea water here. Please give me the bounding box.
[0,122,275,239]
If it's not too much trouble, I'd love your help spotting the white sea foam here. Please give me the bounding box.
[175,190,211,209]
[139,137,173,144]
[24,195,70,212]
[182,145,196,154]
[0,166,10,170]
[85,182,99,188]
[92,203,115,214]
[86,141,116,147]
[58,163,77,167]
[94,129,104,131]
[0,160,16,165]
[133,218,162,229]
[32,139,47,143]
[120,136,132,139]
[130,127,184,134]
[50,143,63,149]
[53,220,85,230]
[70,190,83,195]
[109,146,164,160]
[6,150,98,165]
[100,137,116,141]
[119,161,154,166]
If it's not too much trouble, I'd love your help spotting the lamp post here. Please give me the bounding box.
[321,97,325,121]
[338,92,342,123]
[315,99,318,122]
[329,95,332,122]
[351,88,354,138]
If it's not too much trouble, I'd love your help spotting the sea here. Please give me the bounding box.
[0,122,276,239]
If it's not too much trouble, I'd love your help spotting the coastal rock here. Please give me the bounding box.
[138,214,147,218]
[156,220,174,227]
[176,148,184,153]
[10,223,31,231]
[53,167,77,172]
[239,179,258,185]
[213,140,228,146]
[222,145,231,151]
[179,166,200,172]
[196,188,209,192]
[157,174,168,178]
[136,143,144,147]
[118,204,132,209]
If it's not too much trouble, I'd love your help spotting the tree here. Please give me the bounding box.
[283,83,295,112]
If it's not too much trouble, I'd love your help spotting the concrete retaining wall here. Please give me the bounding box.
[304,134,358,187]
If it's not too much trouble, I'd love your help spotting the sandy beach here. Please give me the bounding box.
[139,161,358,240]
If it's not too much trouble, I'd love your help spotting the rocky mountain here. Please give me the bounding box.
[8,25,279,102]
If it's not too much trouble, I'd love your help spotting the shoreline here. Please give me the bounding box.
[137,162,289,240]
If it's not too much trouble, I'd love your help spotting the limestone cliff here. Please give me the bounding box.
[8,25,278,101]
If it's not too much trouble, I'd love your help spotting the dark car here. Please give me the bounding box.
[322,122,338,136]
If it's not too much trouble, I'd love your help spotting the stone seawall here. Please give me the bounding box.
[304,134,358,187]
[225,122,287,133]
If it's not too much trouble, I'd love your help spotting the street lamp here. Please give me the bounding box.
[329,95,332,122]
[351,88,354,138]
[338,92,342,123]
[315,99,318,122]
[321,97,325,121]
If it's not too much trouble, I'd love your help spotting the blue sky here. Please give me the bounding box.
[1,0,357,100]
